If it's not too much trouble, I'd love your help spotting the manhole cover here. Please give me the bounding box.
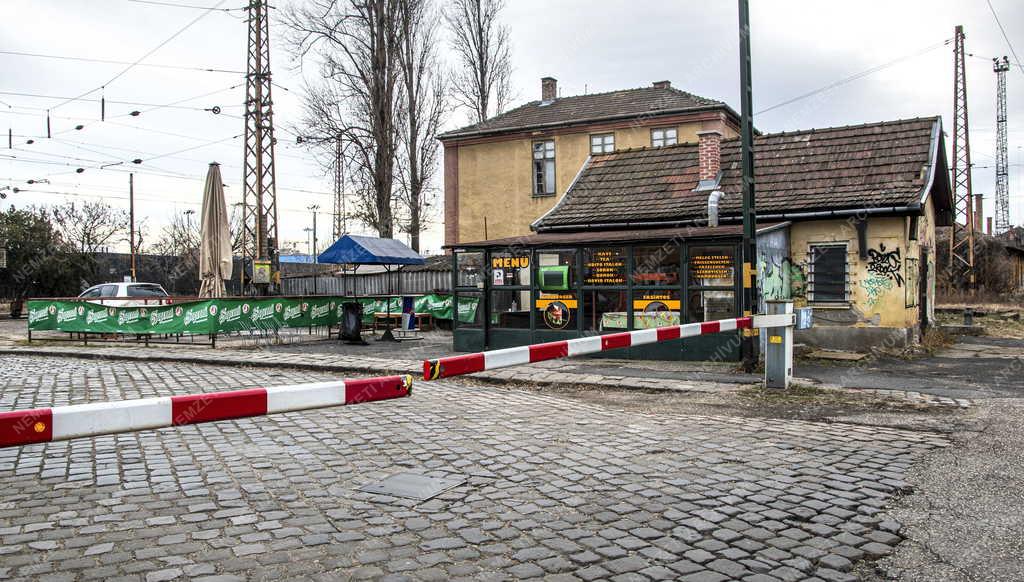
[358,472,465,501]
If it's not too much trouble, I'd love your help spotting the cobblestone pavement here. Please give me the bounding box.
[0,345,972,410]
[0,355,951,581]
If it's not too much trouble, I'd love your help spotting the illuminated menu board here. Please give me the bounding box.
[690,254,734,282]
[583,248,626,285]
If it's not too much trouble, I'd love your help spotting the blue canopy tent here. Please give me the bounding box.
[317,235,426,341]
[318,234,426,267]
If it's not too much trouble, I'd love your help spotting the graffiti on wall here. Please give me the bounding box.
[866,242,904,287]
[788,261,807,300]
[759,256,789,301]
[861,274,894,308]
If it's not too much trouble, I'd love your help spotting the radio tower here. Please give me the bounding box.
[994,56,1011,234]
[242,0,279,292]
[949,25,975,289]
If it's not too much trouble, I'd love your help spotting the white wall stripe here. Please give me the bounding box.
[52,397,172,440]
[266,381,347,414]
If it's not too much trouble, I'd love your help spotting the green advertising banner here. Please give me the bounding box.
[27,294,462,335]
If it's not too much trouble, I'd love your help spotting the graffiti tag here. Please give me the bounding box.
[866,243,904,287]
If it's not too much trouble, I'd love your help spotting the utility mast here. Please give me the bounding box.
[333,139,346,240]
[242,0,280,293]
[994,56,1010,234]
[950,25,975,289]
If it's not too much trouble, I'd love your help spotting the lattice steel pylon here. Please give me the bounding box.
[333,139,346,240]
[994,56,1011,234]
[949,25,975,289]
[241,0,279,292]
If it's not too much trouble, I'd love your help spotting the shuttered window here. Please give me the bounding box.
[808,244,848,303]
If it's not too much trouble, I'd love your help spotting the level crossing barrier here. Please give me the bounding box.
[424,307,797,388]
[0,374,413,448]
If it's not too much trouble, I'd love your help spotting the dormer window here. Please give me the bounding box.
[651,127,677,147]
[590,133,614,155]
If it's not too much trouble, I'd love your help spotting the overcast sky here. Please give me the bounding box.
[2,0,1022,257]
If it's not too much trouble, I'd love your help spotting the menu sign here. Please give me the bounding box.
[584,249,626,285]
[690,254,734,281]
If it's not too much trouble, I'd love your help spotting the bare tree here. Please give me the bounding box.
[151,211,201,260]
[445,0,513,123]
[285,0,403,238]
[50,201,130,254]
[396,0,447,252]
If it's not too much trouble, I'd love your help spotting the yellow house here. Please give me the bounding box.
[438,78,741,246]
[446,113,952,356]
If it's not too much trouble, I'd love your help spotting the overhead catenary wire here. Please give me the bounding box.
[986,0,1024,75]
[48,0,230,112]
[0,50,243,74]
[756,38,952,116]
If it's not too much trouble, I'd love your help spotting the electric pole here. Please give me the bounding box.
[994,56,1010,234]
[950,25,975,289]
[129,173,136,282]
[308,204,320,262]
[738,0,759,371]
[242,0,280,294]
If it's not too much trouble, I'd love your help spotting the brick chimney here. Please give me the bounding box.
[541,77,557,101]
[696,130,722,181]
[974,194,983,232]
[652,80,672,89]
[987,217,993,235]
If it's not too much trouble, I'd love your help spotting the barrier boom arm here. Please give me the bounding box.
[0,375,412,448]
[424,315,794,381]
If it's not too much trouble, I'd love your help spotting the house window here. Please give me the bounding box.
[808,244,848,303]
[533,140,556,196]
[590,133,614,154]
[651,127,677,147]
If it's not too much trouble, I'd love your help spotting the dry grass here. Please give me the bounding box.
[936,309,1024,339]
[920,327,954,353]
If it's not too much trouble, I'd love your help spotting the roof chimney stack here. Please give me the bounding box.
[541,77,558,101]
[652,80,671,89]
[696,130,723,182]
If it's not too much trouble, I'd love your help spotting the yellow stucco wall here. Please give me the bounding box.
[454,121,737,242]
[788,206,936,330]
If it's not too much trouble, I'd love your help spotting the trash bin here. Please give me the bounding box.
[340,301,367,345]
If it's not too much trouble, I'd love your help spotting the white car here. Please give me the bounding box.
[78,282,171,307]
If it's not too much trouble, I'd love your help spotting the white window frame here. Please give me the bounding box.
[590,133,614,155]
[807,243,849,304]
[651,126,678,148]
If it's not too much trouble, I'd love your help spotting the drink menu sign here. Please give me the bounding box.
[583,248,626,285]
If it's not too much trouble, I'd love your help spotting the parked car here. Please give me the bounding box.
[78,282,171,307]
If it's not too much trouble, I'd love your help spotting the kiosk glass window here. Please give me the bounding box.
[632,244,680,286]
[456,292,483,327]
[688,291,736,322]
[633,289,682,328]
[583,290,628,332]
[535,250,577,331]
[491,289,531,329]
[490,252,531,287]
[583,247,627,286]
[456,251,484,288]
[688,245,735,287]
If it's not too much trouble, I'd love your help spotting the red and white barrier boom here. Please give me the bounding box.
[424,313,795,381]
[0,375,412,448]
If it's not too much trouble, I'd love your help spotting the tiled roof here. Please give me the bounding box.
[534,117,950,230]
[438,86,729,139]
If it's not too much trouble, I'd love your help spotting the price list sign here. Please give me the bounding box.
[690,254,734,282]
[583,248,626,285]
